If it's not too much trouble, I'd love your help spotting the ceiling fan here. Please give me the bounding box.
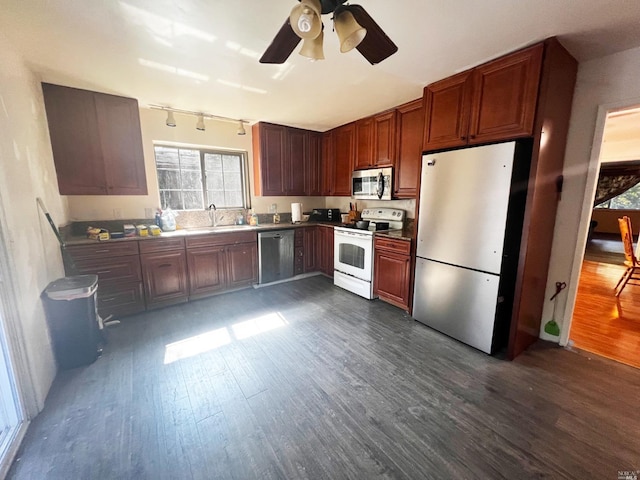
[259,0,398,65]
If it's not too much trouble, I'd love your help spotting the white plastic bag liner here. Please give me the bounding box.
[45,275,98,301]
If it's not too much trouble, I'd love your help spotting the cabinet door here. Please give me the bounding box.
[373,110,397,167]
[97,282,145,318]
[355,117,373,170]
[394,99,424,198]
[373,250,411,310]
[333,123,355,196]
[319,225,334,276]
[303,227,318,273]
[286,128,307,195]
[42,83,107,195]
[468,44,543,144]
[422,71,472,151]
[252,123,286,196]
[321,132,333,195]
[94,93,147,195]
[141,250,188,308]
[306,131,323,196]
[226,243,257,288]
[187,247,227,297]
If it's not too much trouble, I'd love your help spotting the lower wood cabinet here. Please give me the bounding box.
[226,242,258,288]
[318,224,334,277]
[303,226,318,273]
[186,231,258,299]
[373,236,412,311]
[65,241,145,319]
[140,238,188,309]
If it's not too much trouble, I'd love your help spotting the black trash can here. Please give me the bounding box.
[43,275,101,369]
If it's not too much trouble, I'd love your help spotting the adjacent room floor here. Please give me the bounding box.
[9,276,640,479]
[571,232,640,369]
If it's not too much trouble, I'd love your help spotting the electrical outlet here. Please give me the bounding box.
[113,208,122,219]
[145,207,153,218]
[269,203,277,214]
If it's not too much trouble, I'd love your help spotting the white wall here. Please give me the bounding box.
[542,45,640,343]
[0,33,68,414]
[67,109,320,221]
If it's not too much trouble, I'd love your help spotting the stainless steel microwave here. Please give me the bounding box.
[352,167,393,200]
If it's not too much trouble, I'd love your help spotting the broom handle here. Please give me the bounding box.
[36,197,65,248]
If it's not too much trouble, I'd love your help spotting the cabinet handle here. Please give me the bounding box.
[158,263,172,268]
[97,270,112,274]
[95,250,110,253]
[102,297,116,303]
[460,136,466,141]
[469,135,476,139]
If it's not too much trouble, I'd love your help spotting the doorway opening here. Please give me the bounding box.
[568,105,640,369]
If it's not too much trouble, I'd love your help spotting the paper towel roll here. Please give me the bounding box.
[291,203,302,223]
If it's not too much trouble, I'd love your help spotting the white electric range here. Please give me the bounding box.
[333,208,405,299]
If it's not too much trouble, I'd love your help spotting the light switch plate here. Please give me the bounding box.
[113,208,122,219]
[145,207,153,218]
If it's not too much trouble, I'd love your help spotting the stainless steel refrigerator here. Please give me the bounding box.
[413,141,531,354]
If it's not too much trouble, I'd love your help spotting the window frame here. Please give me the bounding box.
[153,143,251,211]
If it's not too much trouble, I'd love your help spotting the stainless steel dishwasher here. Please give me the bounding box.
[258,229,294,284]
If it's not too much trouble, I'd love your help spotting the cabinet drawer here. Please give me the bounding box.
[73,255,142,285]
[186,231,257,248]
[67,241,139,259]
[294,229,304,247]
[374,237,411,255]
[97,282,145,318]
[139,237,185,253]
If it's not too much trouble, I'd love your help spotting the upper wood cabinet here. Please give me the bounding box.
[422,43,544,151]
[252,122,287,196]
[306,131,323,196]
[394,98,424,199]
[320,132,333,196]
[253,122,326,197]
[422,72,472,151]
[373,110,397,168]
[354,111,397,170]
[286,127,307,196]
[331,122,355,196]
[355,117,374,170]
[42,83,147,196]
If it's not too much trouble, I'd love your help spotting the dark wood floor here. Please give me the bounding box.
[9,276,640,479]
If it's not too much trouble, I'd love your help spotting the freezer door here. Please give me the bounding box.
[412,257,500,354]
[417,142,515,275]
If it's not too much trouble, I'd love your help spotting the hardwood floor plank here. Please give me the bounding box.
[8,276,640,479]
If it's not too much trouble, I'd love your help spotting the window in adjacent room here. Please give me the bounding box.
[154,145,249,210]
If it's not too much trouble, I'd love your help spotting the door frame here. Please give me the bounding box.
[561,98,640,346]
[0,205,37,476]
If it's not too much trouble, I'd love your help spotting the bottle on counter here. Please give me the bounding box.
[249,209,259,226]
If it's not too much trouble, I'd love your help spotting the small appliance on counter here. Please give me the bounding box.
[308,208,341,222]
[291,203,303,223]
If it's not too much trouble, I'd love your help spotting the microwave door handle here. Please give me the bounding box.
[376,172,384,199]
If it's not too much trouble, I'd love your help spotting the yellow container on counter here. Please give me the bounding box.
[136,225,149,237]
[149,225,161,236]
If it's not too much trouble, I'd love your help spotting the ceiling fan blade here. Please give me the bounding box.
[260,18,301,64]
[348,5,398,65]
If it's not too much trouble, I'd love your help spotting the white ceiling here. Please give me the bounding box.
[3,0,640,131]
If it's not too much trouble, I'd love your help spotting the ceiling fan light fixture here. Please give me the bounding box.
[196,114,205,131]
[334,8,367,53]
[290,0,322,39]
[166,110,176,127]
[299,28,325,60]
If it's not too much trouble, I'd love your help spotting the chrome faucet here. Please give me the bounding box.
[208,203,217,227]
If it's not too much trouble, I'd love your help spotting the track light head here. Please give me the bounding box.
[166,110,176,127]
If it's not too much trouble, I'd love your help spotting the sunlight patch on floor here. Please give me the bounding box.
[163,312,288,363]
